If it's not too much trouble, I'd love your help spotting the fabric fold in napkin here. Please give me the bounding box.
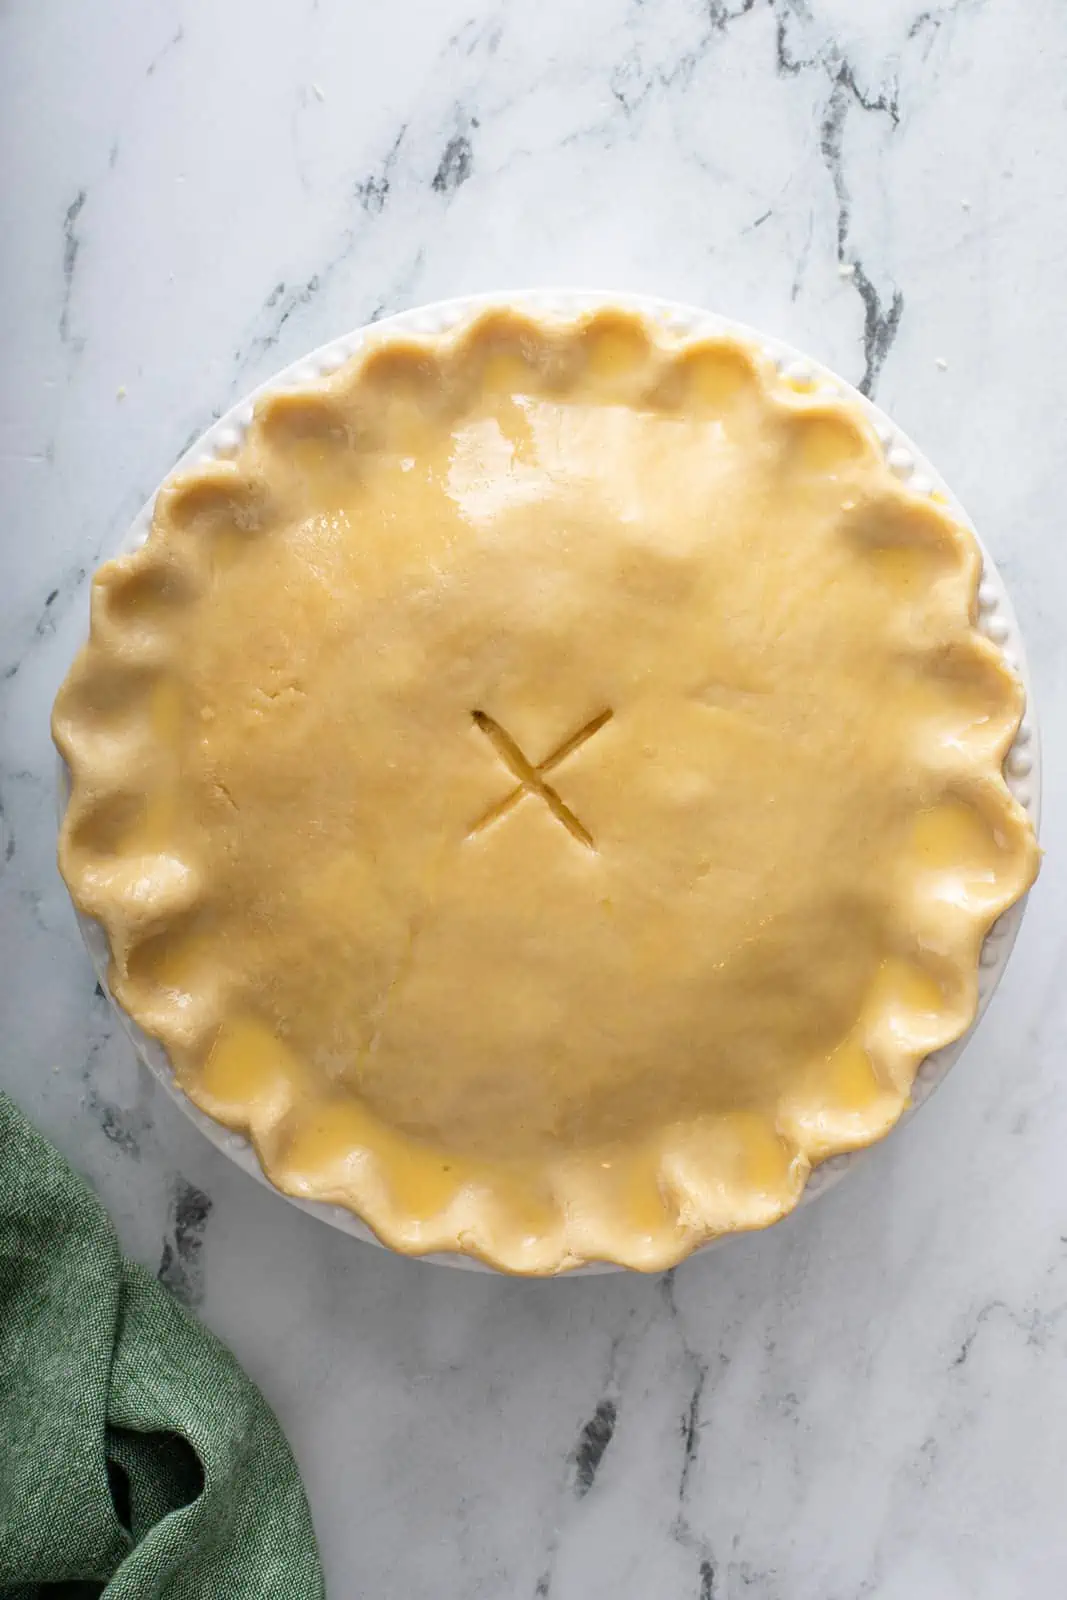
[0,1091,324,1599]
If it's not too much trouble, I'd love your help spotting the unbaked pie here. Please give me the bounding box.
[53,307,1040,1272]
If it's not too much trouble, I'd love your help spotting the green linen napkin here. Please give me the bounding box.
[0,1091,325,1599]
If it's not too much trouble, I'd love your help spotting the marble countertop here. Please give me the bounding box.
[3,2,1066,1595]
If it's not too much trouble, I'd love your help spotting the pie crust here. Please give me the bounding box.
[53,307,1040,1273]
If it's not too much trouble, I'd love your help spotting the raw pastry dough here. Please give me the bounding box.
[53,309,1039,1272]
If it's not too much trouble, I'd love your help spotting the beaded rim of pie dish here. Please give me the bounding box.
[55,291,1041,1275]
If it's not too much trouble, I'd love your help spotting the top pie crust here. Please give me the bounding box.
[53,308,1040,1273]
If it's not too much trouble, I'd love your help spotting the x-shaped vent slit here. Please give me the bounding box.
[469,709,612,850]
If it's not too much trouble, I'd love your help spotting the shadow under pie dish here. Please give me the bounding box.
[53,297,1040,1275]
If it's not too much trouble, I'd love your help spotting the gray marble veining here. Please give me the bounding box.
[2,2,1067,1596]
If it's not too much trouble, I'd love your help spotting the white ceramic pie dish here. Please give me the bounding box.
[58,290,1042,1273]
